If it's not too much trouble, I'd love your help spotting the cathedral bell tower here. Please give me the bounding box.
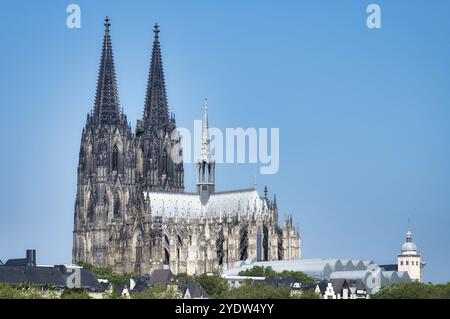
[197,99,215,203]
[136,23,184,192]
[73,17,137,268]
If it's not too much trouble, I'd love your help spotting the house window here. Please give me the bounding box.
[406,261,409,265]
[400,261,403,265]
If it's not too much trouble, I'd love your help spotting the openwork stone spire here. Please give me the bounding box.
[199,98,212,162]
[197,98,215,199]
[144,23,170,132]
[94,16,121,124]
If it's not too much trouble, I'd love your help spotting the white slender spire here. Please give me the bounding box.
[199,98,212,162]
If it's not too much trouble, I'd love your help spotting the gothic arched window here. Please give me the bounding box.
[256,227,262,261]
[164,248,170,265]
[87,193,95,221]
[162,149,168,174]
[112,145,119,172]
[113,192,120,217]
[263,225,269,261]
[216,229,224,266]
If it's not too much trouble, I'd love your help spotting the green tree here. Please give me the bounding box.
[373,282,450,299]
[132,283,180,299]
[228,280,291,299]
[238,266,278,279]
[196,272,229,298]
[60,288,91,299]
[293,290,322,299]
[102,289,124,299]
[175,272,195,284]
[0,284,57,299]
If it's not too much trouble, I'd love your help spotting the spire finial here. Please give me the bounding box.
[154,23,160,35]
[104,16,111,31]
[204,97,208,111]
[264,185,268,198]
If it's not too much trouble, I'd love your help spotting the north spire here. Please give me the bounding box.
[94,16,121,124]
[144,23,170,132]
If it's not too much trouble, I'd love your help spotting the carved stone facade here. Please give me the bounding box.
[73,18,301,275]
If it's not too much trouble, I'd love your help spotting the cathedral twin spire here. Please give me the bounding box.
[90,17,184,192]
[94,17,171,132]
[94,17,121,124]
[143,23,171,134]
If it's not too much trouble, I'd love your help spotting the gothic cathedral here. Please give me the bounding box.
[73,18,301,275]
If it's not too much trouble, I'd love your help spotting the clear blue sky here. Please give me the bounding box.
[0,0,449,283]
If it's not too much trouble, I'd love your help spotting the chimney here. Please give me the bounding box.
[26,249,36,267]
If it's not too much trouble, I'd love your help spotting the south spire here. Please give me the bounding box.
[136,23,184,192]
[143,22,171,133]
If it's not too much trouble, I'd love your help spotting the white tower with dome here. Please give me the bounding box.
[397,228,424,282]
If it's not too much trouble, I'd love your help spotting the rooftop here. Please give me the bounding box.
[144,188,271,219]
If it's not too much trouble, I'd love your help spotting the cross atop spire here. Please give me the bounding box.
[94,16,121,124]
[153,23,160,34]
[143,23,170,133]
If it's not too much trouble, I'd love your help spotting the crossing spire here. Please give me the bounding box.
[199,98,212,162]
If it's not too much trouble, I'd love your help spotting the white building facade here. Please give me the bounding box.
[397,229,424,282]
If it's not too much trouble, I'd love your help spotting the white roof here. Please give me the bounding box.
[224,258,374,280]
[330,268,412,294]
[144,189,269,218]
[224,260,333,279]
